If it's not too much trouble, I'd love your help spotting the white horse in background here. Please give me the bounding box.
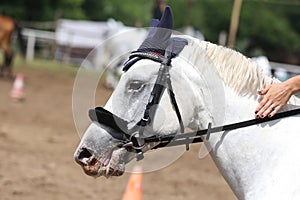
[181,25,205,41]
[251,56,272,77]
[92,20,147,88]
[74,33,300,199]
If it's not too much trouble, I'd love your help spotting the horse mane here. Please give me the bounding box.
[181,36,277,96]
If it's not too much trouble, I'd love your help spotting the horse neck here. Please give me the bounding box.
[223,85,258,124]
[184,66,260,129]
[182,38,278,125]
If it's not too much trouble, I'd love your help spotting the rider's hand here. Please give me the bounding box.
[255,82,293,118]
[255,75,300,118]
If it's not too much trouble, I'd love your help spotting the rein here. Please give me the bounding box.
[147,107,300,150]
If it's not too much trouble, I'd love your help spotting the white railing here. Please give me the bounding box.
[20,26,300,74]
[21,28,55,61]
[270,62,300,74]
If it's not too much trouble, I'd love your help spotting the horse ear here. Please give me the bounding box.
[137,6,173,52]
[150,19,160,27]
[123,6,174,71]
[157,6,173,30]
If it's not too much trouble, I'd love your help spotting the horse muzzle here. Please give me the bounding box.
[73,122,129,178]
[74,145,126,178]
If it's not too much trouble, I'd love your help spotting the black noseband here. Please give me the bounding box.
[89,107,130,140]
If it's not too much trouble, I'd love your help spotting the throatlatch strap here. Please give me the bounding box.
[167,77,184,133]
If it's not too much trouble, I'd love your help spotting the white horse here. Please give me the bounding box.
[74,34,300,199]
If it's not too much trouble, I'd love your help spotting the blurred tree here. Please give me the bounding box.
[169,0,300,63]
[0,0,299,63]
[101,0,152,26]
[81,0,106,21]
[238,1,300,62]
[0,0,85,21]
[0,0,25,20]
[56,0,86,19]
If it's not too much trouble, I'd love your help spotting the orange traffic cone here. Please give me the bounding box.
[122,166,143,200]
[10,73,25,102]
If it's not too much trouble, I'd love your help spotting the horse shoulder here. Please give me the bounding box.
[213,116,300,199]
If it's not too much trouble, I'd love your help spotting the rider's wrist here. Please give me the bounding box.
[284,79,298,94]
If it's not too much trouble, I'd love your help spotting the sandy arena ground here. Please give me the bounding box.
[0,65,237,200]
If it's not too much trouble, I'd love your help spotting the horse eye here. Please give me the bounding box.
[128,80,144,92]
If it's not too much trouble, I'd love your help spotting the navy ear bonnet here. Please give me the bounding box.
[123,6,188,71]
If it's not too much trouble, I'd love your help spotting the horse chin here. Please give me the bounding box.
[80,148,127,178]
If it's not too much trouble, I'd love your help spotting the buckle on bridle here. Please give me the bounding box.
[206,122,212,141]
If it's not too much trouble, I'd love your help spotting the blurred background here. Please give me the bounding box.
[1,0,299,80]
[0,0,299,200]
[1,0,299,63]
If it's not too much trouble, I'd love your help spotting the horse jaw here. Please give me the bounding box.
[74,123,128,178]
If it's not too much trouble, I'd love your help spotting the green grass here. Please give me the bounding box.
[9,55,109,84]
[12,55,79,77]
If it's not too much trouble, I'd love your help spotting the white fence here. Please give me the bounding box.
[20,19,119,64]
[21,28,55,61]
[270,62,300,75]
[54,19,112,65]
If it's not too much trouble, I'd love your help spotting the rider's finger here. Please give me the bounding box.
[257,85,271,95]
[257,101,272,118]
[268,104,282,118]
[255,96,269,114]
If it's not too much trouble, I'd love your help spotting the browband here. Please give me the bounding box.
[123,37,188,71]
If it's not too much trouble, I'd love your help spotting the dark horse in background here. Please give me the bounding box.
[0,14,25,79]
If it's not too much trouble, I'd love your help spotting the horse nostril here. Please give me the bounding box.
[75,147,93,165]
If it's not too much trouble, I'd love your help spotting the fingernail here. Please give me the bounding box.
[268,114,272,118]
[261,115,265,118]
[255,110,258,114]
[255,115,259,119]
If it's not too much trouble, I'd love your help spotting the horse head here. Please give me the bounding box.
[73,6,213,178]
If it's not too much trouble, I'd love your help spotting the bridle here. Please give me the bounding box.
[89,38,300,161]
[90,38,187,160]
